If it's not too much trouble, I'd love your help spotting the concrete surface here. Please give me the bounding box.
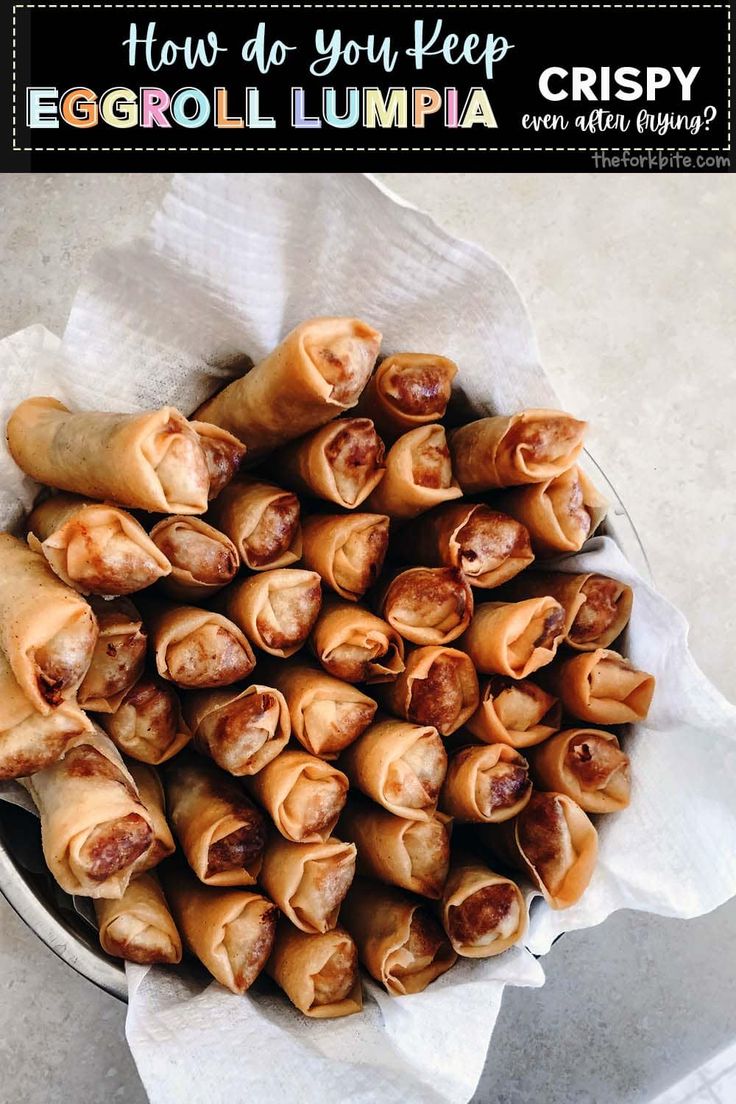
[0,172,734,1104]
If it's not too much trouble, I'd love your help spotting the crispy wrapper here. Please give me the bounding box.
[310,598,405,684]
[353,353,457,440]
[338,801,451,899]
[460,597,566,679]
[340,878,456,994]
[195,317,382,456]
[7,398,210,514]
[21,727,153,899]
[0,533,98,714]
[301,513,389,601]
[126,761,176,874]
[530,728,631,813]
[267,920,363,1018]
[164,756,267,886]
[366,424,462,519]
[274,418,386,509]
[339,718,447,821]
[479,791,598,910]
[97,673,191,765]
[189,420,246,500]
[375,567,474,646]
[440,744,532,823]
[78,597,147,713]
[377,646,479,736]
[146,602,256,688]
[181,684,290,776]
[94,872,182,965]
[149,516,238,602]
[498,466,607,557]
[207,478,301,571]
[439,854,526,958]
[466,676,561,749]
[219,569,322,659]
[245,750,349,844]
[502,571,633,651]
[545,648,655,724]
[259,834,357,933]
[448,409,587,492]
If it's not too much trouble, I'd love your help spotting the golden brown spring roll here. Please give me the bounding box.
[480,791,598,910]
[149,516,238,602]
[22,728,153,898]
[78,597,147,713]
[126,761,176,873]
[440,745,531,823]
[439,854,526,958]
[26,495,171,597]
[448,409,587,492]
[207,478,302,571]
[301,513,389,601]
[310,598,405,684]
[97,673,191,765]
[376,567,474,647]
[530,728,631,814]
[340,878,457,994]
[498,466,607,557]
[353,353,458,440]
[146,602,256,688]
[164,865,277,994]
[544,648,655,725]
[190,420,246,500]
[274,418,386,509]
[245,750,349,844]
[164,756,267,886]
[181,684,290,776]
[219,569,322,659]
[259,835,357,933]
[460,598,565,679]
[378,646,479,737]
[267,921,363,1018]
[366,424,462,519]
[504,572,634,652]
[195,317,382,456]
[339,802,451,899]
[339,718,447,821]
[262,662,377,759]
[94,872,182,965]
[466,676,561,749]
[0,533,98,714]
[7,398,210,514]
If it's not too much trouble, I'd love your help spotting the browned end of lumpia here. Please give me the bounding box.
[323,420,385,506]
[206,807,267,880]
[248,493,301,568]
[447,881,521,950]
[34,617,98,707]
[406,651,477,733]
[569,576,628,645]
[457,509,532,582]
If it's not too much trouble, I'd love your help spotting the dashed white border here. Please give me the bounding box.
[10,2,732,154]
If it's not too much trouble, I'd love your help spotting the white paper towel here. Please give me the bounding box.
[1,172,735,1104]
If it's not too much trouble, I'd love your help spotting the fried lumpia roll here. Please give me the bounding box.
[498,466,607,557]
[267,921,363,1017]
[164,756,266,886]
[480,791,598,910]
[149,516,238,602]
[448,409,587,493]
[339,719,447,821]
[164,865,277,994]
[7,398,210,514]
[78,598,147,713]
[259,835,357,933]
[219,570,322,659]
[366,425,462,519]
[439,855,526,958]
[26,495,171,597]
[263,662,376,759]
[530,728,631,813]
[301,513,389,601]
[126,761,176,872]
[0,534,98,714]
[22,728,153,898]
[460,597,565,679]
[378,646,479,737]
[310,599,405,684]
[339,802,451,899]
[97,673,191,764]
[504,572,634,652]
[146,603,255,688]
[376,567,473,647]
[274,418,386,509]
[341,878,456,994]
[189,421,246,500]
[465,676,561,749]
[207,478,301,571]
[195,317,382,456]
[181,684,290,776]
[94,872,182,965]
[245,750,349,844]
[353,353,458,440]
[440,745,531,823]
[545,648,655,724]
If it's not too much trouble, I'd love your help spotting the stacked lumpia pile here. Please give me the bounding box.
[3,316,654,1015]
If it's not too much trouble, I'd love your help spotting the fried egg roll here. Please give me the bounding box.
[353,352,457,440]
[530,728,631,813]
[146,602,256,688]
[94,872,182,965]
[262,661,376,759]
[259,834,357,933]
[310,598,405,684]
[339,718,447,821]
[366,424,462,519]
[376,567,473,646]
[219,569,322,659]
[377,646,479,736]
[267,921,363,1017]
[301,513,389,601]
[460,597,565,679]
[207,478,301,571]
[440,744,531,823]
[544,648,655,724]
[498,466,607,557]
[149,516,238,602]
[126,760,176,873]
[465,676,561,749]
[181,684,290,776]
[78,597,147,713]
[339,801,451,899]
[189,420,246,500]
[273,418,386,509]
[97,672,191,765]
[245,750,349,844]
[439,854,526,958]
[503,571,633,651]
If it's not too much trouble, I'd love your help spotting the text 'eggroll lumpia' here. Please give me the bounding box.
[181,684,290,775]
[545,649,655,724]
[94,872,182,965]
[98,673,191,765]
[263,661,377,759]
[189,420,246,500]
[310,599,405,684]
[149,516,238,602]
[339,801,451,899]
[219,569,322,659]
[502,572,633,651]
[245,750,349,844]
[376,567,473,646]
[301,513,389,601]
[147,602,256,688]
[274,418,386,509]
[339,718,447,821]
[259,834,356,933]
[498,466,607,557]
[353,353,457,440]
[440,744,532,823]
[530,728,631,813]
[460,597,565,679]
[439,854,526,958]
[207,478,301,571]
[78,597,147,713]
[378,646,479,736]
[126,760,176,873]
[466,676,561,749]
[366,424,462,519]
[267,920,363,1017]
